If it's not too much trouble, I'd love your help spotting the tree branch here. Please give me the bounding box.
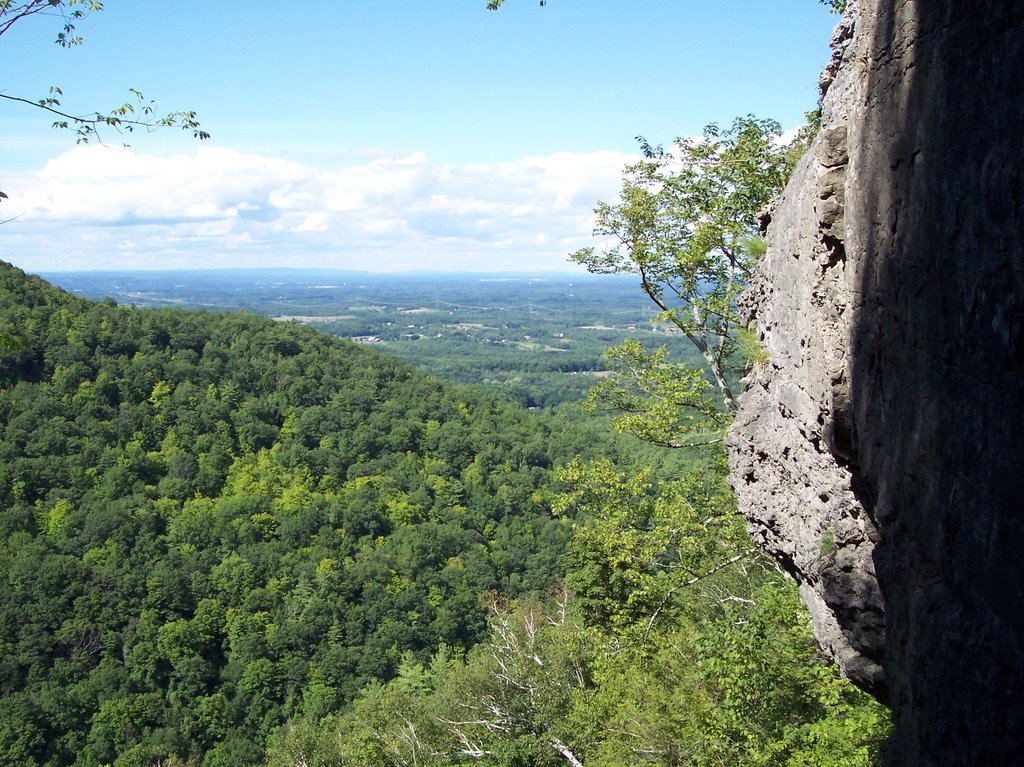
[0,91,209,143]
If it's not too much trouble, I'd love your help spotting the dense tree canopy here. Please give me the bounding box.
[0,261,606,766]
[265,458,889,767]
[0,250,890,765]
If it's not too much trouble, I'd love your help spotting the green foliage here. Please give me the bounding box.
[818,528,837,561]
[0,244,888,765]
[553,457,750,633]
[571,116,790,414]
[265,457,890,766]
[585,340,727,448]
[0,261,602,766]
[0,0,102,48]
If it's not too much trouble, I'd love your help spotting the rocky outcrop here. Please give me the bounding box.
[728,0,1024,763]
[728,3,886,697]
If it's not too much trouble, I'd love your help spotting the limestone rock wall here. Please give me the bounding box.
[728,3,886,697]
[728,0,1024,762]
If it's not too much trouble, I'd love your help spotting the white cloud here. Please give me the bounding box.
[2,144,634,273]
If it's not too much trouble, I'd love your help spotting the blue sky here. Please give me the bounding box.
[2,0,838,273]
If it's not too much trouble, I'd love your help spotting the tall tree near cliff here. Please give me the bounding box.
[571,117,788,445]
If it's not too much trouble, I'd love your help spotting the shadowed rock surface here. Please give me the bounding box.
[728,0,1024,763]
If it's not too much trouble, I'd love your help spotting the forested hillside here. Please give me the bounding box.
[0,261,601,766]
[0,260,888,766]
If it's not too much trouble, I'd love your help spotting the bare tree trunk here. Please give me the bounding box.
[550,737,585,767]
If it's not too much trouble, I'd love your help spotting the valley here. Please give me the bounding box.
[42,270,703,409]
[0,261,888,766]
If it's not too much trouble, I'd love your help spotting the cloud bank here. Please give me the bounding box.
[3,145,634,273]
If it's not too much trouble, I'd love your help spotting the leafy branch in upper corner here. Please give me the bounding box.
[0,1,209,145]
[572,116,789,437]
[0,87,210,144]
[0,0,100,46]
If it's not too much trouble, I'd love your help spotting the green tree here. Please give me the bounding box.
[585,340,730,449]
[571,116,789,417]
[552,457,753,637]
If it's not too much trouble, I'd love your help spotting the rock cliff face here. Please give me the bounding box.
[728,0,1024,763]
[728,1,886,698]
